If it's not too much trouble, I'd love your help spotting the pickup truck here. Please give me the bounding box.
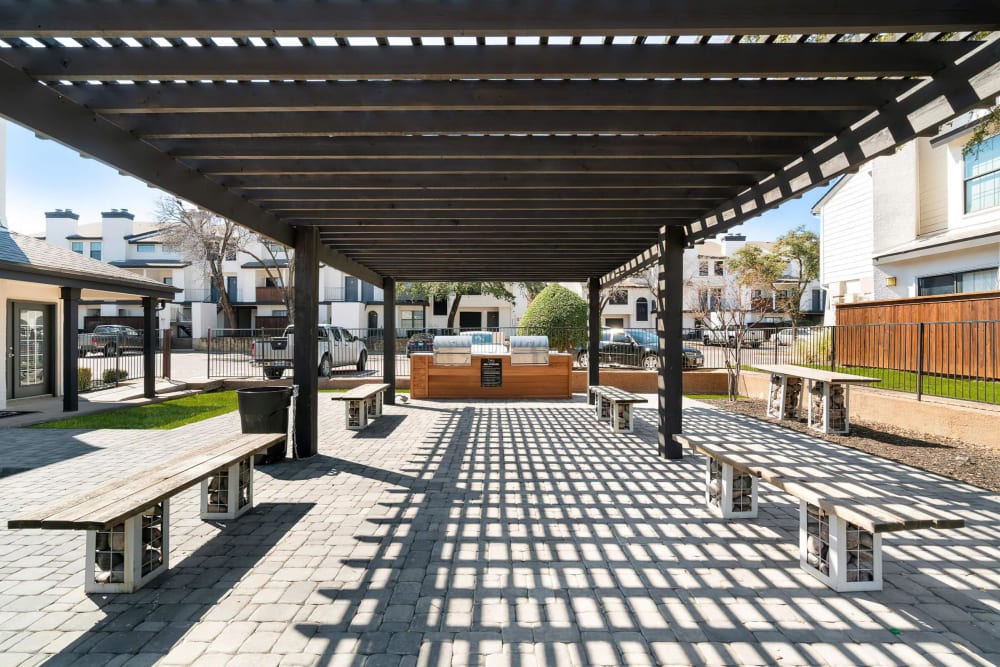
[701,326,765,348]
[79,325,144,357]
[250,325,368,379]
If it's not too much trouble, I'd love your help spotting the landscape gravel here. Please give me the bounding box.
[701,397,1000,493]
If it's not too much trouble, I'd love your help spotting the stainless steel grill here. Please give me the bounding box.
[433,335,472,366]
[509,336,549,365]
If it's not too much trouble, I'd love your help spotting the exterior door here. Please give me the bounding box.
[344,277,358,302]
[459,311,482,330]
[486,311,500,330]
[7,302,54,399]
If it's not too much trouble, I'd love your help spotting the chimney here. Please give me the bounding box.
[719,232,747,256]
[100,208,135,262]
[44,209,80,248]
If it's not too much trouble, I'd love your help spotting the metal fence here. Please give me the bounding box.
[204,321,1000,405]
[77,330,161,393]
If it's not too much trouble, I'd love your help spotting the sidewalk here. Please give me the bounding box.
[0,397,996,665]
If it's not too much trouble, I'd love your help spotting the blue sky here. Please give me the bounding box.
[4,119,827,239]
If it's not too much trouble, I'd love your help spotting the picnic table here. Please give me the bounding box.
[754,364,880,434]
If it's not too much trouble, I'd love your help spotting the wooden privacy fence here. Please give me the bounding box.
[833,320,1000,382]
[836,291,1000,382]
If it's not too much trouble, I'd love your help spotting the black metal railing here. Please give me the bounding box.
[203,321,1000,405]
[77,330,161,393]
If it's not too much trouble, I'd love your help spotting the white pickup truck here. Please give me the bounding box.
[251,325,368,379]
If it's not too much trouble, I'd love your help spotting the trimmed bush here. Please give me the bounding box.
[517,284,588,351]
[101,368,130,384]
[77,367,92,392]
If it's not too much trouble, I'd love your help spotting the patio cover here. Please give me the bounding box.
[0,2,998,453]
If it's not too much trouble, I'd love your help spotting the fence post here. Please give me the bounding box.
[916,322,924,401]
[207,328,212,378]
[162,329,171,380]
[829,325,836,372]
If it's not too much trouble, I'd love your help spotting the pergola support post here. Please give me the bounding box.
[383,278,396,405]
[61,287,80,412]
[293,226,320,458]
[142,297,156,399]
[657,225,685,459]
[587,276,601,395]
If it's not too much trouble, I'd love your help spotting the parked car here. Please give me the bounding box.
[702,325,765,348]
[747,316,793,340]
[406,332,434,357]
[775,327,816,346]
[575,328,704,370]
[78,325,144,357]
[250,324,367,379]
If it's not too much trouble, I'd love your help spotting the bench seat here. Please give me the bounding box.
[330,383,390,430]
[8,432,284,593]
[588,385,648,434]
[754,363,880,434]
[674,433,965,592]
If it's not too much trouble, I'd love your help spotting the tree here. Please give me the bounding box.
[520,282,549,303]
[517,284,588,351]
[963,106,999,157]
[772,226,820,330]
[236,231,295,321]
[156,198,241,328]
[727,244,785,312]
[687,273,755,401]
[397,281,516,330]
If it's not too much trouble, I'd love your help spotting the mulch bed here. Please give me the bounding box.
[700,398,1000,493]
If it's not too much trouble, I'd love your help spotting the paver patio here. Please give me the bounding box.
[0,396,997,666]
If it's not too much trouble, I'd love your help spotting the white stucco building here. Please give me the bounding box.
[36,209,528,342]
[813,116,1000,324]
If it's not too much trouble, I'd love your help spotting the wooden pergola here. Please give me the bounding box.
[1,2,997,457]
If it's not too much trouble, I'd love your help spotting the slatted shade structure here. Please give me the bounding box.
[1,2,999,457]
[0,3,998,284]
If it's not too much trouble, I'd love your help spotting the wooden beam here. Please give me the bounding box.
[155,135,811,159]
[269,199,717,210]
[3,2,997,37]
[123,110,860,139]
[188,156,784,176]
[60,79,912,114]
[223,173,755,189]
[246,187,739,201]
[6,43,975,81]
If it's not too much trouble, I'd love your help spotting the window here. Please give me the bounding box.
[611,332,631,343]
[698,261,709,276]
[918,268,998,296]
[267,242,283,254]
[71,241,83,254]
[401,309,425,331]
[608,289,628,305]
[433,297,448,316]
[136,243,155,253]
[965,134,1000,213]
[162,244,179,253]
[635,297,649,322]
[272,310,287,317]
[265,276,283,288]
[224,250,237,261]
[90,242,102,260]
[714,260,725,276]
[163,277,173,286]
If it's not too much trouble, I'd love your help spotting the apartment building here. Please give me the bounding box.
[39,209,525,341]
[812,116,1000,324]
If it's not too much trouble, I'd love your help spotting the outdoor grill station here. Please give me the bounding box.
[410,334,573,399]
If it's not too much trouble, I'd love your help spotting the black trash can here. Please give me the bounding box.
[236,386,292,463]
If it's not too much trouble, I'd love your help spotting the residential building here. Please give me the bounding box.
[813,115,1000,324]
[38,209,527,342]
[581,233,823,332]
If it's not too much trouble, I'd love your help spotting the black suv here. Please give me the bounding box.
[575,328,704,370]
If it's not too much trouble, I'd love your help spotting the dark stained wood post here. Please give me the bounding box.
[61,287,80,412]
[657,225,685,459]
[588,276,601,393]
[142,296,156,399]
[383,278,396,404]
[293,226,320,458]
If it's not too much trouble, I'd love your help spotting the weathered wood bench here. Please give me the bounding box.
[674,434,965,593]
[754,363,880,434]
[7,432,285,594]
[588,386,648,434]
[330,383,390,430]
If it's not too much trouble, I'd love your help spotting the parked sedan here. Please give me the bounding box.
[775,327,815,346]
[576,328,704,370]
[406,332,435,357]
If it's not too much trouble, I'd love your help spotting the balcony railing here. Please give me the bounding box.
[255,286,285,303]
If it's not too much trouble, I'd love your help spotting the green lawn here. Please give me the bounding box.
[35,387,409,430]
[35,391,241,430]
[751,364,1000,405]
